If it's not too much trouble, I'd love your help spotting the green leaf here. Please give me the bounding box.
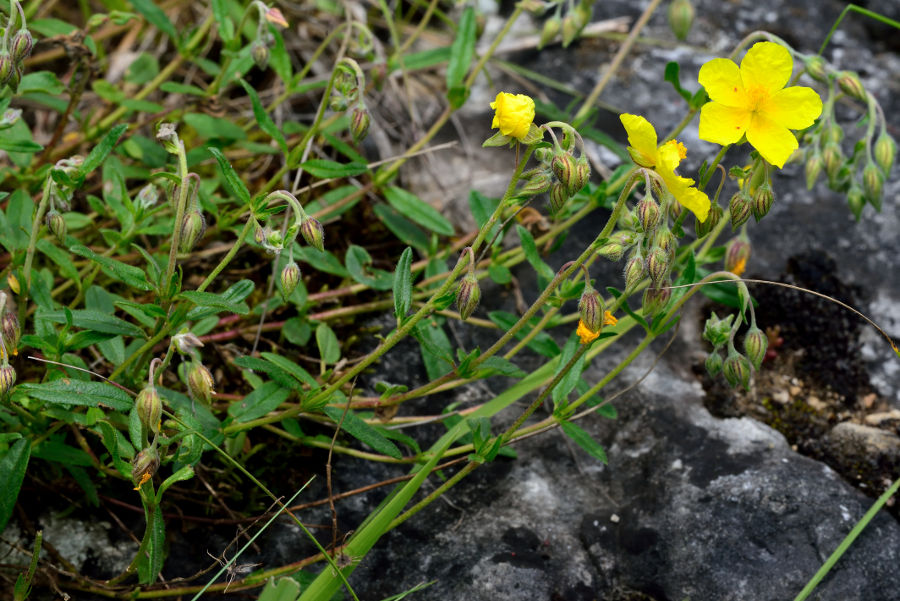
[413,320,454,379]
[178,290,250,315]
[124,53,160,85]
[156,466,194,502]
[130,0,179,44]
[2,189,32,251]
[446,6,477,109]
[393,247,414,322]
[560,420,607,463]
[208,146,252,205]
[551,335,586,408]
[211,0,234,43]
[516,225,555,284]
[28,17,78,36]
[239,78,288,154]
[295,246,349,277]
[140,504,166,585]
[300,159,368,179]
[384,186,454,236]
[80,124,128,179]
[234,356,304,391]
[664,61,692,103]
[373,203,430,250]
[345,245,393,290]
[38,308,145,338]
[37,238,79,281]
[159,81,206,96]
[323,406,402,459]
[488,264,511,284]
[468,190,499,229]
[258,577,301,601]
[69,244,153,291]
[18,71,65,96]
[0,139,42,153]
[184,113,246,140]
[0,439,30,533]
[316,323,341,364]
[259,352,319,388]
[18,379,133,411]
[478,356,526,378]
[185,279,255,320]
[229,381,291,422]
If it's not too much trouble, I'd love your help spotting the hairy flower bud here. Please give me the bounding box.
[350,106,370,144]
[10,29,33,62]
[456,273,481,321]
[624,254,645,290]
[805,152,824,190]
[6,63,20,92]
[45,210,67,244]
[131,447,159,489]
[2,312,20,356]
[538,16,561,49]
[136,386,163,433]
[179,210,206,253]
[874,133,896,175]
[187,362,215,406]
[847,185,866,220]
[822,143,843,181]
[803,55,827,82]
[723,349,751,390]
[705,351,723,377]
[157,123,180,154]
[752,183,775,221]
[280,260,301,300]
[548,182,568,214]
[862,163,884,210]
[695,202,722,239]
[823,124,843,145]
[301,217,325,252]
[0,53,11,86]
[642,285,671,317]
[743,325,768,371]
[729,192,752,230]
[520,170,552,196]
[596,232,634,262]
[573,155,591,192]
[837,71,868,103]
[578,287,604,333]
[646,246,670,286]
[724,238,750,276]
[0,364,15,395]
[551,153,578,194]
[636,196,660,232]
[667,0,695,40]
[251,40,270,70]
[702,312,734,348]
[561,15,579,47]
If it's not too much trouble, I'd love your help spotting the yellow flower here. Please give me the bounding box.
[620,114,710,222]
[603,311,618,327]
[490,92,535,141]
[576,312,617,345]
[698,41,823,169]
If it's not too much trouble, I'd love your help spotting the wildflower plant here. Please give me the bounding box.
[0,2,896,601]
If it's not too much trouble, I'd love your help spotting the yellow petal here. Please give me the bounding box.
[577,320,600,344]
[657,140,686,172]
[762,86,823,130]
[491,92,535,140]
[698,102,751,145]
[620,114,659,167]
[662,171,710,223]
[747,113,798,168]
[740,41,793,94]
[698,58,746,107]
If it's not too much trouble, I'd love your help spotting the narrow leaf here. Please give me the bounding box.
[560,420,608,463]
[69,244,153,291]
[393,247,413,322]
[0,439,30,532]
[446,6,477,108]
[300,159,368,179]
[323,406,402,459]
[239,79,288,154]
[384,186,454,236]
[18,379,133,411]
[208,146,251,205]
[130,0,179,43]
[80,124,128,177]
[316,323,341,364]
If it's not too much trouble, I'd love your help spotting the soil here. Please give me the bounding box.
[696,251,900,515]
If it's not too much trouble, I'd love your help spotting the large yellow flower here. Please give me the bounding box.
[698,41,823,169]
[620,114,710,222]
[490,92,535,141]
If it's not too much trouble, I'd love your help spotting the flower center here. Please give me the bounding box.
[745,85,770,112]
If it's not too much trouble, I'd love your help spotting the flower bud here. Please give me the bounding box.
[837,71,868,103]
[803,55,827,82]
[251,40,270,70]
[280,260,301,299]
[636,196,660,232]
[646,246,670,286]
[805,152,824,189]
[822,142,844,181]
[702,312,734,347]
[301,216,325,252]
[724,238,750,276]
[823,124,843,145]
[667,0,695,40]
[6,63,20,93]
[596,232,634,262]
[136,386,163,433]
[131,447,159,489]
[723,349,751,390]
[519,170,552,196]
[578,287,604,333]
[254,224,267,245]
[46,210,67,244]
[157,123,181,154]
[729,192,752,230]
[538,16,561,49]
[874,133,896,175]
[654,228,676,259]
[752,183,774,221]
[743,324,768,371]
[0,107,21,128]
[561,15,579,47]
[695,202,722,239]
[548,182,568,214]
[551,153,578,194]
[642,285,670,317]
[266,228,284,251]
[187,362,215,406]
[623,254,645,290]
[350,106,370,144]
[2,312,20,356]
[10,29,33,62]
[0,364,15,395]
[705,351,723,377]
[847,185,866,220]
[178,210,206,253]
[136,184,160,211]
[862,163,884,210]
[572,155,591,192]
[0,53,11,86]
[172,331,204,354]
[456,273,481,321]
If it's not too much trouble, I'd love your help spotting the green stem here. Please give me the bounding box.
[19,177,53,323]
[162,143,191,304]
[817,4,900,57]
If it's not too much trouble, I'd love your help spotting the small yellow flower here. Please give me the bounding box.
[490,92,535,141]
[577,319,600,345]
[602,311,618,326]
[133,472,152,491]
[620,114,710,222]
[698,41,823,169]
